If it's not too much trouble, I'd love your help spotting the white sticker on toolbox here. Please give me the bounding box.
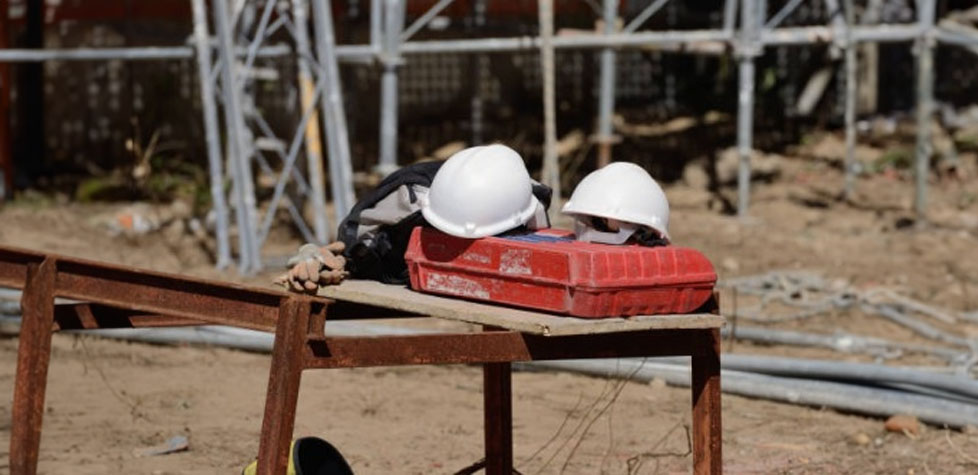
[499,249,532,275]
[461,252,491,264]
[426,273,491,299]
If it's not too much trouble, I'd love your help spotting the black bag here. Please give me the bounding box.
[337,160,552,284]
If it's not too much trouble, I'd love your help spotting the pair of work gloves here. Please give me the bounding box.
[275,242,349,294]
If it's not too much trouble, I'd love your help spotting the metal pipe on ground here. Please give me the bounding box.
[866,304,972,348]
[724,325,967,363]
[601,354,978,402]
[5,313,977,428]
[700,354,978,399]
[528,360,978,428]
[878,382,978,405]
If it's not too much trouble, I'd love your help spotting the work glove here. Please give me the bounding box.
[275,241,349,294]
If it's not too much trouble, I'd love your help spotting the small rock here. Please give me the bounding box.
[714,147,782,185]
[851,432,871,446]
[648,377,667,390]
[722,257,740,273]
[885,414,920,436]
[133,435,189,457]
[682,161,711,190]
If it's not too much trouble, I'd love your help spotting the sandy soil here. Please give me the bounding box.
[2,149,978,474]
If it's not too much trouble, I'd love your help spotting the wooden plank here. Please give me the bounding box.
[320,280,724,336]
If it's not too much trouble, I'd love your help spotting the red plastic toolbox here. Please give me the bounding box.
[404,227,717,318]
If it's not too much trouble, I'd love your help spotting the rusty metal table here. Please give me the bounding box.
[1,246,724,475]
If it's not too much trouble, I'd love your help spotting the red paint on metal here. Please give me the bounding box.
[405,227,717,317]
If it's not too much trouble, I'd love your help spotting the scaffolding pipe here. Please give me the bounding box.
[190,0,231,270]
[915,0,936,218]
[595,0,618,168]
[736,0,760,217]
[723,0,738,35]
[538,0,560,204]
[822,0,847,58]
[0,44,295,62]
[842,0,857,200]
[291,0,330,243]
[623,0,670,34]
[370,0,383,51]
[936,26,978,53]
[212,0,261,273]
[311,0,357,220]
[470,0,487,145]
[385,29,735,54]
[0,25,949,65]
[401,0,456,41]
[761,24,922,45]
[377,0,405,177]
[765,0,803,29]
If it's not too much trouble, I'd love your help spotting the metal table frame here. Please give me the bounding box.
[1,246,722,475]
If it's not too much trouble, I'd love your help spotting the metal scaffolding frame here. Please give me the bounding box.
[2,1,978,273]
[197,0,356,274]
[330,0,966,220]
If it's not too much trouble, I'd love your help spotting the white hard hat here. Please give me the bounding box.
[562,162,670,244]
[421,144,539,238]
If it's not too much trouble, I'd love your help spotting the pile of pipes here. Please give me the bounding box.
[720,271,978,369]
[2,275,977,429]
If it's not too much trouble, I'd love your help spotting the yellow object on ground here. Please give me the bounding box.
[241,437,354,475]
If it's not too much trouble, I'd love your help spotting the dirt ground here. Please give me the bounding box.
[2,145,978,474]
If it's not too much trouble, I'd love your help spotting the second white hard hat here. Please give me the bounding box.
[421,144,539,239]
[562,162,670,244]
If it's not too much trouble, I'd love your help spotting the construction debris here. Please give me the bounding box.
[851,432,872,446]
[885,414,921,436]
[132,435,190,457]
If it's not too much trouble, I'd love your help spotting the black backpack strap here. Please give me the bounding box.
[531,181,553,210]
[337,160,444,283]
[337,160,444,246]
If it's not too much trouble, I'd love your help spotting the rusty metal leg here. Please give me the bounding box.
[10,259,56,475]
[256,297,310,475]
[691,328,722,475]
[484,361,513,475]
